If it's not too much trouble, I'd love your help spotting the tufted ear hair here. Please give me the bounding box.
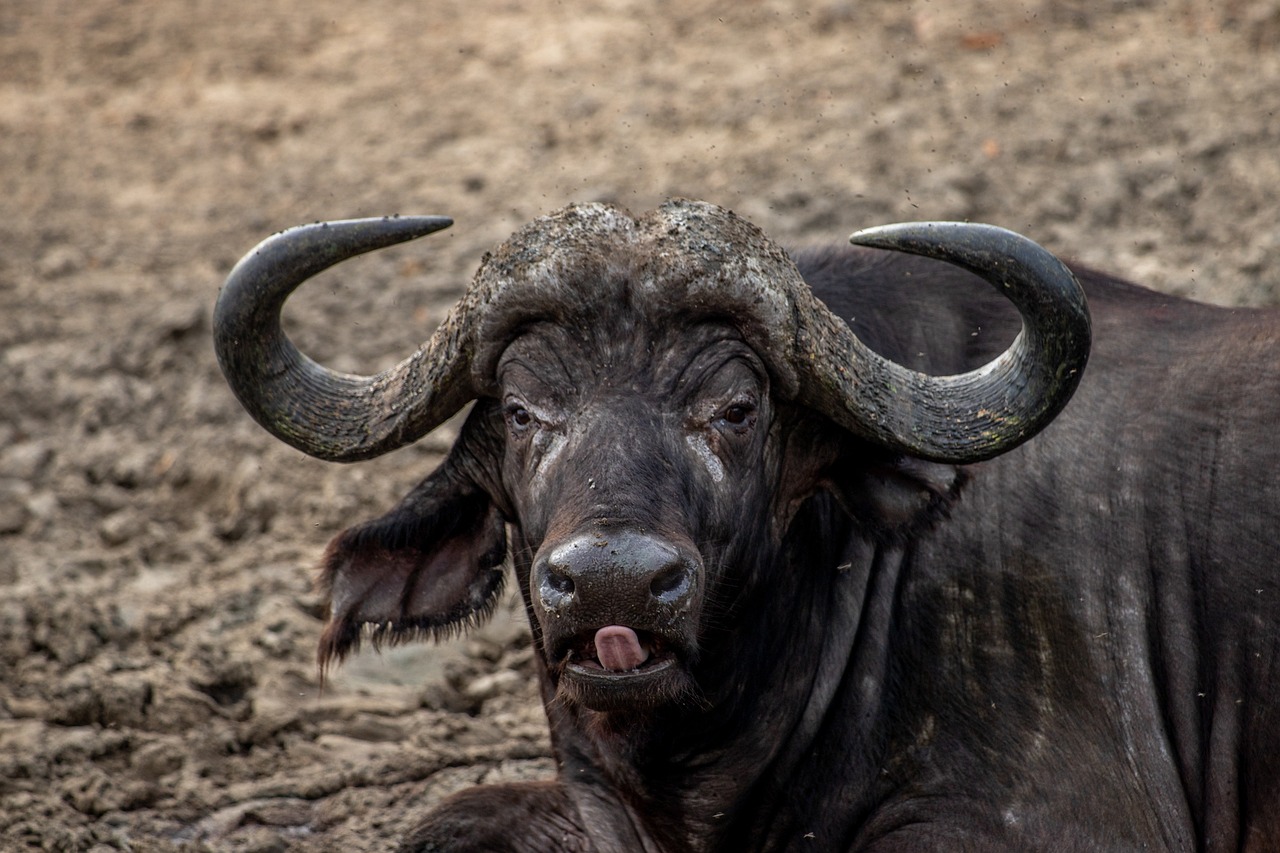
[316,412,508,674]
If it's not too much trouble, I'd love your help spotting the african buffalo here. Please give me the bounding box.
[214,200,1280,851]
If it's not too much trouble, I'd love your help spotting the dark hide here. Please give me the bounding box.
[319,243,1280,852]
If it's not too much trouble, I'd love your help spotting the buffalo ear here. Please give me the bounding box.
[829,447,967,543]
[316,462,507,673]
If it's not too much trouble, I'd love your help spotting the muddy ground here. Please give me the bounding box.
[2,0,1278,849]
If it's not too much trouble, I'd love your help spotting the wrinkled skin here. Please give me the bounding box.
[316,239,1279,850]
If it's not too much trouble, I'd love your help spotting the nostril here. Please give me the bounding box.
[535,555,577,612]
[649,563,690,601]
[546,569,576,597]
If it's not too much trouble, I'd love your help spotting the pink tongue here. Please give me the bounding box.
[594,625,649,672]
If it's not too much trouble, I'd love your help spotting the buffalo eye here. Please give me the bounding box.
[505,403,537,434]
[715,401,757,432]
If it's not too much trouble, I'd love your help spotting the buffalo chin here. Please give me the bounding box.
[559,658,690,713]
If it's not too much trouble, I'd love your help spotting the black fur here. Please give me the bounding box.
[323,244,1280,851]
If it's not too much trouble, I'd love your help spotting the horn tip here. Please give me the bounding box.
[383,214,454,236]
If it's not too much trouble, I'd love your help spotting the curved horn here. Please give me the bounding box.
[216,209,1089,467]
[213,216,475,462]
[798,222,1090,463]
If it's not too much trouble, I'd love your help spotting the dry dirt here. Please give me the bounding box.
[3,1,1279,849]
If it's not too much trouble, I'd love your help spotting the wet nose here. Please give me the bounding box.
[534,530,698,619]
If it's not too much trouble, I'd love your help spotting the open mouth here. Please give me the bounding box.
[563,626,676,676]
[556,626,688,711]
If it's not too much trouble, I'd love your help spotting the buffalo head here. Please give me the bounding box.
[213,200,1089,714]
